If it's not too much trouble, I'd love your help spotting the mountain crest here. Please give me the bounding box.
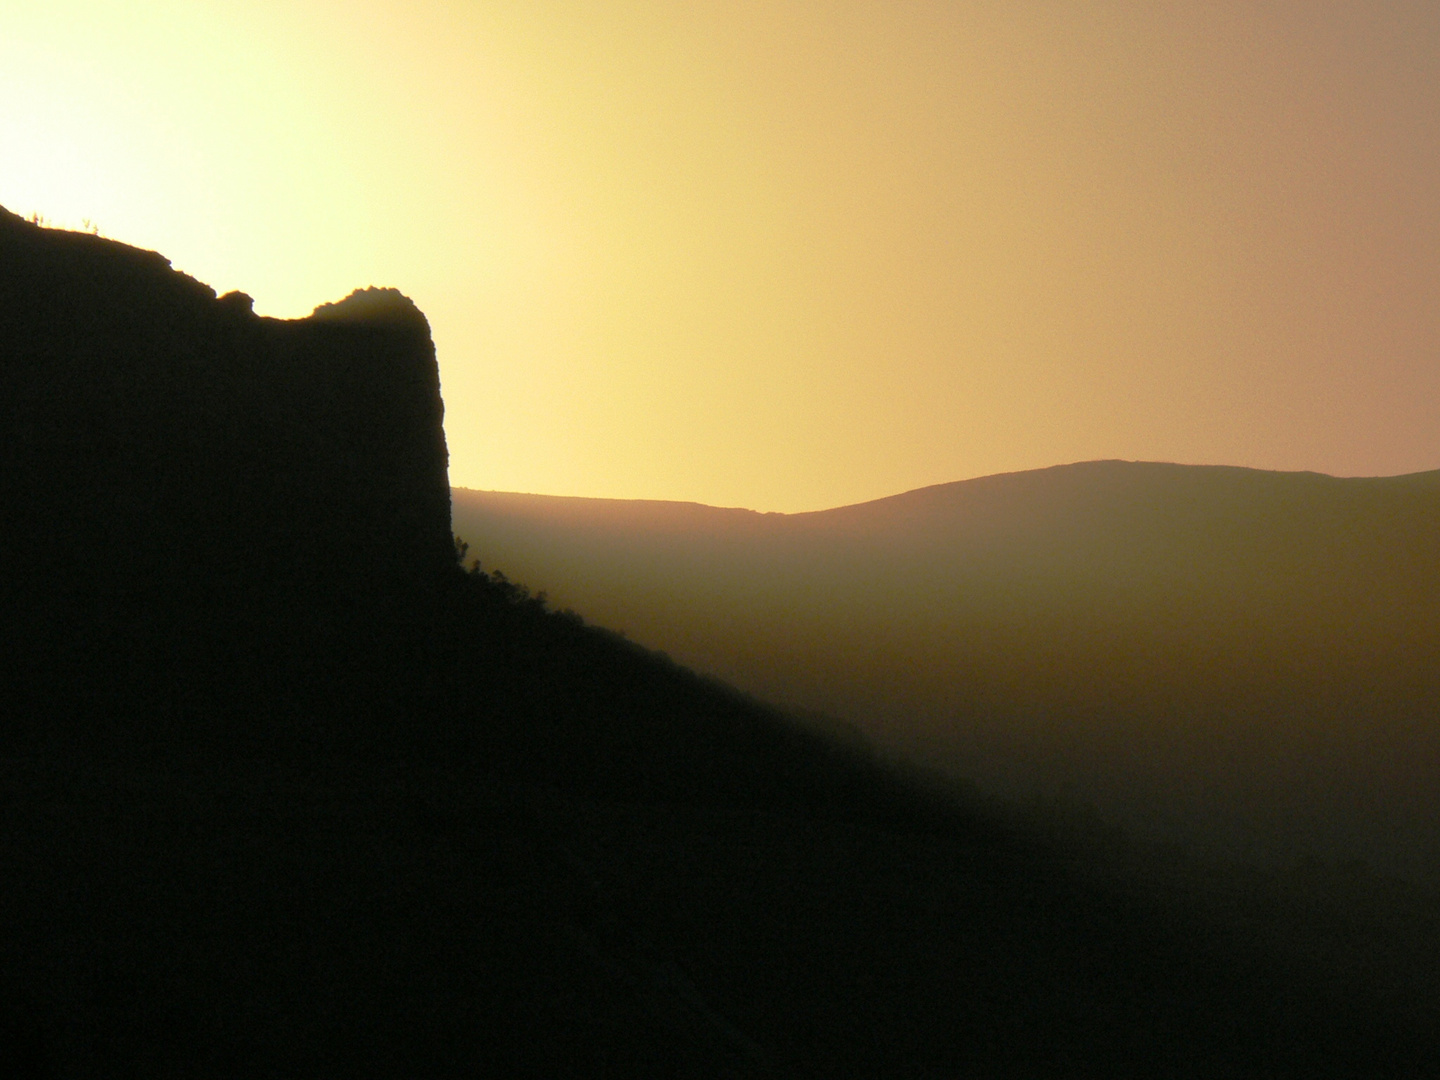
[310,286,429,332]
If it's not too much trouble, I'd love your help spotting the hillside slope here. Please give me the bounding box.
[7,559,1440,1078]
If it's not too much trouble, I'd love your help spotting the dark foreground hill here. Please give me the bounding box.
[3,211,1439,1076]
[453,468,1440,879]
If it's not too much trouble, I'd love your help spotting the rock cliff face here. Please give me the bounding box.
[0,207,452,604]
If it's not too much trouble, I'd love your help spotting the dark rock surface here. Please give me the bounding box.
[0,206,452,607]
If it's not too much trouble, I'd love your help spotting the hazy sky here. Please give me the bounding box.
[4,1,1437,511]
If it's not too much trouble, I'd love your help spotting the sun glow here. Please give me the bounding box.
[4,1,1439,511]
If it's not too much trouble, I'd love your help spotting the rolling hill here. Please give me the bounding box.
[454,463,1440,878]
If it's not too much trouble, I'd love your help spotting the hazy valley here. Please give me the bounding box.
[455,465,1440,879]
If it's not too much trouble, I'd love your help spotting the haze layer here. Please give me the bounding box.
[454,462,1440,877]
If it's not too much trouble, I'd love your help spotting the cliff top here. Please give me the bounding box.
[310,286,429,332]
[1,206,425,333]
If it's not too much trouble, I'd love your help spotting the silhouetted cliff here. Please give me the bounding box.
[4,214,1439,1078]
[0,206,452,608]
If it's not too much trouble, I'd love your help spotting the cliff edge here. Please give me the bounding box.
[0,207,453,603]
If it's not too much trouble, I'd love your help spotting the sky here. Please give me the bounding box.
[2,1,1437,512]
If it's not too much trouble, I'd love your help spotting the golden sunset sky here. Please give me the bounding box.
[3,1,1437,511]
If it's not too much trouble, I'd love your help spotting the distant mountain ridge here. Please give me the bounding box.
[454,461,1440,876]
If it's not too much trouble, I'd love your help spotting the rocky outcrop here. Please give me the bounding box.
[0,207,453,604]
